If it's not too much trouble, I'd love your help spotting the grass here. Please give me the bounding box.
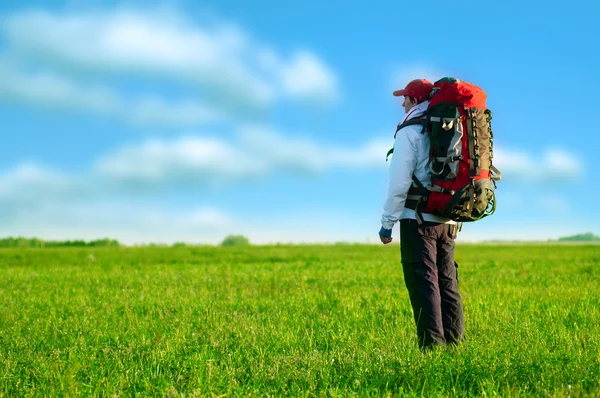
[1,244,599,396]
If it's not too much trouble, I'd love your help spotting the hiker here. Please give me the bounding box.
[379,79,465,350]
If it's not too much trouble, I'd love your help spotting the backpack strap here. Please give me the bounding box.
[406,175,430,225]
[490,164,502,181]
[465,108,478,177]
[394,117,428,139]
[411,174,426,189]
[386,116,429,161]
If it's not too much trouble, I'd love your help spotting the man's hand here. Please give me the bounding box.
[379,235,392,244]
[379,227,393,244]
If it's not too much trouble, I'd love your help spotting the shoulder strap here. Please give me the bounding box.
[394,117,428,139]
[386,118,429,161]
[411,174,426,189]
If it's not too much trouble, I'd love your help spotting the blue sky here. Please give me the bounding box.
[0,0,597,244]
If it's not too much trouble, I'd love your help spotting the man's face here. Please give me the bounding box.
[402,96,417,113]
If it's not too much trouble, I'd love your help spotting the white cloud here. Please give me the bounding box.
[0,62,116,113]
[2,8,340,107]
[0,163,91,226]
[493,147,583,182]
[186,207,232,228]
[94,136,265,183]
[492,148,532,171]
[240,128,390,171]
[0,61,221,126]
[94,128,391,185]
[0,163,79,201]
[543,149,583,180]
[267,50,339,104]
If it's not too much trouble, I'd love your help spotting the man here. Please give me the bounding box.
[379,79,464,350]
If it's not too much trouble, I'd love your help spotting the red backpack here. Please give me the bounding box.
[392,77,502,223]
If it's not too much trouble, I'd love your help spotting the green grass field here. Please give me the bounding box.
[1,244,599,397]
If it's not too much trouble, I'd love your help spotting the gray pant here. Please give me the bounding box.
[400,219,465,349]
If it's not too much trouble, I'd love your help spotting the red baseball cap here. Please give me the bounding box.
[393,79,434,102]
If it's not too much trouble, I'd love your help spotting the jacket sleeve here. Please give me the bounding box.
[381,126,419,230]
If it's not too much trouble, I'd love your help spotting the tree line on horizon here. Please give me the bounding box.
[0,237,120,248]
[0,235,251,248]
[557,232,600,242]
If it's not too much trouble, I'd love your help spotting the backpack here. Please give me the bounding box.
[388,77,502,224]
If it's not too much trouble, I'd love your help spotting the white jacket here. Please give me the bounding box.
[381,100,454,230]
